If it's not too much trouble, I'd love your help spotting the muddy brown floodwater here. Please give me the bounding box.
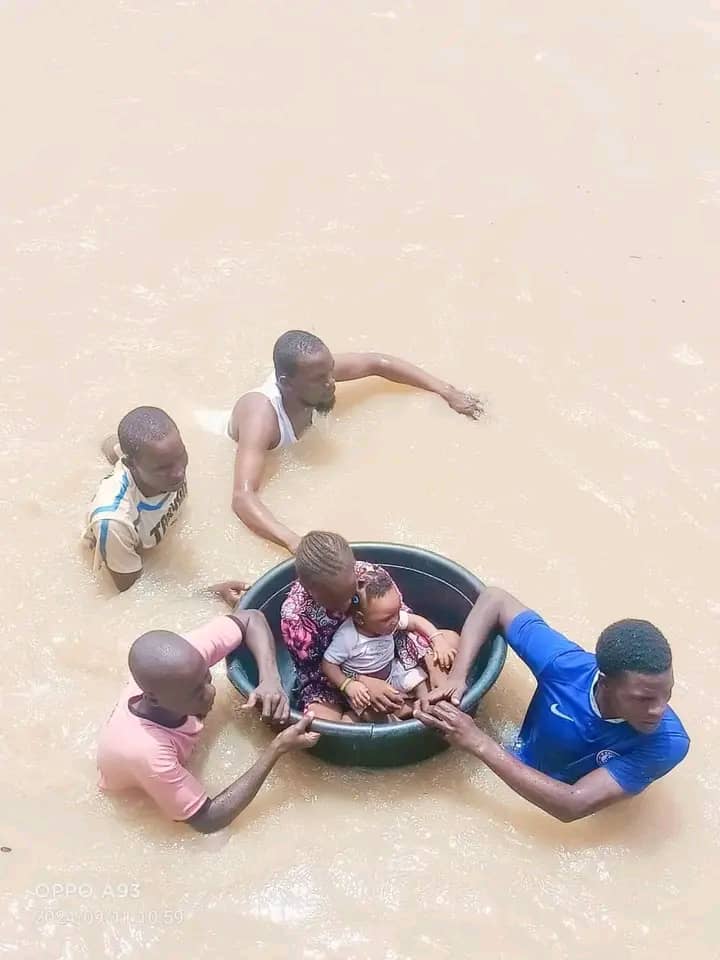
[1,1,718,958]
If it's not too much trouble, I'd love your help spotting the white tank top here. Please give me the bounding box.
[192,373,301,448]
[251,374,298,449]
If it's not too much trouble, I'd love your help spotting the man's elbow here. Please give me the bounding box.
[480,586,525,630]
[368,353,392,375]
[554,795,596,824]
[479,586,514,618]
[186,816,222,834]
[109,569,142,592]
[347,352,389,377]
[101,434,120,465]
[231,489,253,521]
[555,808,582,824]
[244,609,270,632]
[482,586,509,605]
[185,803,223,834]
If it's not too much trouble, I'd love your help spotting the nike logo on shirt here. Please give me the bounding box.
[550,703,575,723]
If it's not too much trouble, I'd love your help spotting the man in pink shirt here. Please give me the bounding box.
[98,597,319,833]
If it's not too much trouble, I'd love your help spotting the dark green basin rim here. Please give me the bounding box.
[227,541,507,737]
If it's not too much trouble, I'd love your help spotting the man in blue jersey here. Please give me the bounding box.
[415,587,689,822]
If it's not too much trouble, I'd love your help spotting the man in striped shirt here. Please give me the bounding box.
[85,407,188,591]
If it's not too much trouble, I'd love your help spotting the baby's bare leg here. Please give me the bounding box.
[342,708,391,723]
[392,699,415,720]
[424,655,446,689]
[389,682,427,721]
[306,701,344,722]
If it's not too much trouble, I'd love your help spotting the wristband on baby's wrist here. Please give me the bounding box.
[339,675,355,694]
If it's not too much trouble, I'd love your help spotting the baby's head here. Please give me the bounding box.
[353,568,402,636]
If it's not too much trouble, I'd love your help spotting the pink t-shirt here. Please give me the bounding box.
[97,616,244,821]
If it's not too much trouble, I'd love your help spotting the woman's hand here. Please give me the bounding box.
[431,633,458,672]
[346,680,372,714]
[243,681,290,722]
[357,676,404,713]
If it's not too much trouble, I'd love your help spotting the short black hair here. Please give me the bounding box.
[118,406,178,459]
[596,619,672,677]
[273,330,328,378]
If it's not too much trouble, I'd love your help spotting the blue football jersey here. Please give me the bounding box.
[506,611,690,793]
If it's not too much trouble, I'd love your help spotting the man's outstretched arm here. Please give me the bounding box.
[186,716,320,834]
[422,587,528,707]
[333,352,484,419]
[230,396,301,553]
[415,702,627,823]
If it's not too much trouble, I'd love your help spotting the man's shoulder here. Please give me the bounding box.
[230,390,279,447]
[125,718,184,772]
[507,610,593,673]
[88,464,139,521]
[612,708,690,788]
[235,388,276,414]
[102,697,180,767]
[181,615,244,667]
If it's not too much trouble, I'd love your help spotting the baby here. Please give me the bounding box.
[321,567,456,721]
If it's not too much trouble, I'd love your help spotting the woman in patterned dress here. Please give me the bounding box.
[281,531,458,721]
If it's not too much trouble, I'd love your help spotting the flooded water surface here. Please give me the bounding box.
[1,1,719,957]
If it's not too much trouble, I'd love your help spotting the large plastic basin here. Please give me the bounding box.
[226,543,506,767]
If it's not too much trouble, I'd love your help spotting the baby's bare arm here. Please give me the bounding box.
[321,659,347,688]
[405,613,440,640]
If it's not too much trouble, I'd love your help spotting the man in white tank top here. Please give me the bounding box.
[84,407,188,591]
[228,330,484,553]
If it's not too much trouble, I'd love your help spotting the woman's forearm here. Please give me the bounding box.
[240,611,282,684]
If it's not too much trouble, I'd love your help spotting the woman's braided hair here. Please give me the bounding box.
[295,531,355,587]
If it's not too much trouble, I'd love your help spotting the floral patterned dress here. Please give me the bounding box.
[280,561,432,709]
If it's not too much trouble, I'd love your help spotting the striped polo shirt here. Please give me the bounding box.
[84,458,187,574]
